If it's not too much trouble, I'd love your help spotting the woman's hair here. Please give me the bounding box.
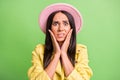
[43,10,76,69]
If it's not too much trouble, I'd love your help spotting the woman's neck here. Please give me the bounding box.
[58,42,63,48]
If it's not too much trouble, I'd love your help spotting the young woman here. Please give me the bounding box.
[28,3,92,80]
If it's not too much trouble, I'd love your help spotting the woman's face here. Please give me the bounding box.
[51,12,71,43]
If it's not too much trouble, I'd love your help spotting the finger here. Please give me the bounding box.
[65,29,73,42]
[49,30,57,42]
[68,29,73,38]
[61,29,73,53]
[49,30,59,46]
[62,29,73,48]
[49,30,60,53]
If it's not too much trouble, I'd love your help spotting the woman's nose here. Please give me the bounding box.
[58,24,64,31]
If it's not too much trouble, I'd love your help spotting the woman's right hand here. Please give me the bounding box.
[49,30,61,55]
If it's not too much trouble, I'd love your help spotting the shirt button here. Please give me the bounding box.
[78,50,80,52]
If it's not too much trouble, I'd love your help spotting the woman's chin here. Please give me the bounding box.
[57,38,65,43]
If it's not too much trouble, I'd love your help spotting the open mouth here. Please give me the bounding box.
[57,33,65,38]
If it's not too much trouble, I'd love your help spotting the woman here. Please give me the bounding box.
[28,3,92,80]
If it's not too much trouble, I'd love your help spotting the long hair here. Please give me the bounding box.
[43,10,76,69]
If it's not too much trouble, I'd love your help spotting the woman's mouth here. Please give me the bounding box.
[57,33,64,38]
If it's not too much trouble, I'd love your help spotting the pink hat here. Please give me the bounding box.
[39,3,83,33]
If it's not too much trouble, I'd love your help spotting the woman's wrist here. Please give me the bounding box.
[54,52,61,58]
[61,52,68,58]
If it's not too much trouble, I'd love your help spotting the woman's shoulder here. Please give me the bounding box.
[76,44,87,49]
[35,44,45,48]
[75,44,88,62]
[33,44,45,55]
[76,44,87,54]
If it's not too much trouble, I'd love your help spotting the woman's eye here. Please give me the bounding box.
[52,22,58,26]
[64,22,69,26]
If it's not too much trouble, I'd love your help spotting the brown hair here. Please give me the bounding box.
[43,10,76,69]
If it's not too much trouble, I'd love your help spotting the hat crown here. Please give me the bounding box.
[39,3,83,34]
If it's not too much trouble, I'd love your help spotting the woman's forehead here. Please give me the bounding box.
[53,12,69,21]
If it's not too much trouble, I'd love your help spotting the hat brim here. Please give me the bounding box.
[39,3,83,33]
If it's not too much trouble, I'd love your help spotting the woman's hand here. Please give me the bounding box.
[61,29,73,55]
[49,29,73,55]
[49,29,73,77]
[49,30,61,55]
[60,29,74,77]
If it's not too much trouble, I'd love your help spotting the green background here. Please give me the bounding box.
[0,0,120,80]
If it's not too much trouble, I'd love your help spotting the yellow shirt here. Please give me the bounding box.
[28,44,93,80]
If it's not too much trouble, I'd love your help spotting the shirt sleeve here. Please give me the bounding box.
[28,44,51,80]
[65,44,93,80]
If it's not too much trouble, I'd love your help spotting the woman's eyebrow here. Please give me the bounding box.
[63,20,69,23]
[52,21,59,23]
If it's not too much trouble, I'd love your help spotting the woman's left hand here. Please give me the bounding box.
[61,29,73,54]
[60,29,74,77]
